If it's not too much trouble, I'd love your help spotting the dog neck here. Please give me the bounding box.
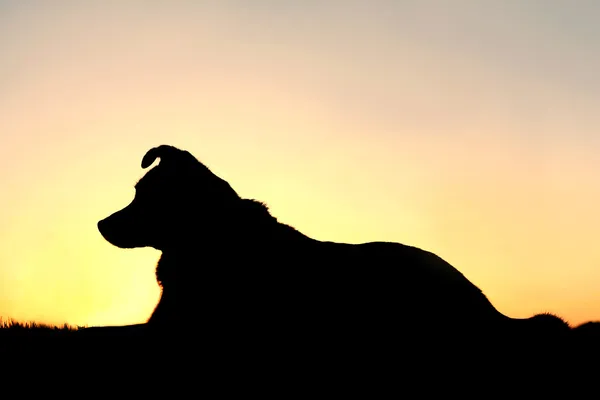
[159,198,311,254]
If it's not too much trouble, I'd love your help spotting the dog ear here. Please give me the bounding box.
[141,145,242,201]
[141,145,184,169]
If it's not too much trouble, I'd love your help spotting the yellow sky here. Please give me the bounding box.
[1,1,599,327]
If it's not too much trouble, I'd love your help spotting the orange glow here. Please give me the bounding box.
[1,2,599,327]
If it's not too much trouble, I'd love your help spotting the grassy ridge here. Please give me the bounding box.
[0,318,81,331]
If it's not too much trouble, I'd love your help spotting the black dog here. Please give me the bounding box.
[97,145,572,361]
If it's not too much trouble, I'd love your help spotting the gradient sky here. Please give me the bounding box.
[1,0,599,327]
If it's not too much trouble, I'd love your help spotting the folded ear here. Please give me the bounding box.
[141,145,185,169]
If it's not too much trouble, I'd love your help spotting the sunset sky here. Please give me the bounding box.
[1,0,599,328]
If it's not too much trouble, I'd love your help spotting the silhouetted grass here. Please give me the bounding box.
[0,317,80,331]
[0,317,150,359]
[0,318,84,345]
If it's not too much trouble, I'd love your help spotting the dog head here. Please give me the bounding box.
[97,145,240,251]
